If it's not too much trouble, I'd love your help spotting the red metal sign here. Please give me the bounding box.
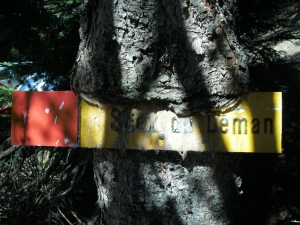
[11,91,78,147]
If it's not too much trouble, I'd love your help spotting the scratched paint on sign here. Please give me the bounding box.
[11,91,78,147]
[80,92,282,153]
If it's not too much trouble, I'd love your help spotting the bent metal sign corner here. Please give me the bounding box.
[11,92,282,153]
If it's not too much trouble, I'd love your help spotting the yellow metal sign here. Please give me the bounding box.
[80,92,282,153]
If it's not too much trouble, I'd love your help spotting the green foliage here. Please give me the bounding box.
[0,0,81,86]
[0,86,12,108]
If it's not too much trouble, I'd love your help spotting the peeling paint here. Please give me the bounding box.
[233,108,245,113]
[23,110,27,123]
[64,138,69,144]
[11,91,78,147]
[80,92,282,153]
[266,108,281,110]
[59,101,65,109]
[178,150,188,160]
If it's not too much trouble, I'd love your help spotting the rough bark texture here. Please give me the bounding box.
[73,0,252,224]
[93,150,233,224]
[72,0,249,115]
[93,149,278,224]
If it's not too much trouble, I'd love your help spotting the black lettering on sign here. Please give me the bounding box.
[264,118,273,134]
[252,118,260,134]
[136,116,145,131]
[171,117,180,133]
[148,115,157,133]
[170,117,193,133]
[233,118,247,134]
[183,117,193,133]
[125,115,134,132]
[110,108,121,131]
[219,118,228,134]
[207,115,218,133]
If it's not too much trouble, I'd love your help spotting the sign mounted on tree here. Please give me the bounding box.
[11,92,282,153]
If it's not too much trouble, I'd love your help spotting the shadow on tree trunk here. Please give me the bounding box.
[76,0,292,224]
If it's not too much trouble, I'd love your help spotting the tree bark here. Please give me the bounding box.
[72,0,252,224]
[92,150,278,224]
[93,150,235,224]
[72,0,249,115]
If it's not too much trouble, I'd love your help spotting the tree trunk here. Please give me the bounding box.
[92,150,277,224]
[72,0,252,224]
[92,150,236,224]
[72,0,249,115]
